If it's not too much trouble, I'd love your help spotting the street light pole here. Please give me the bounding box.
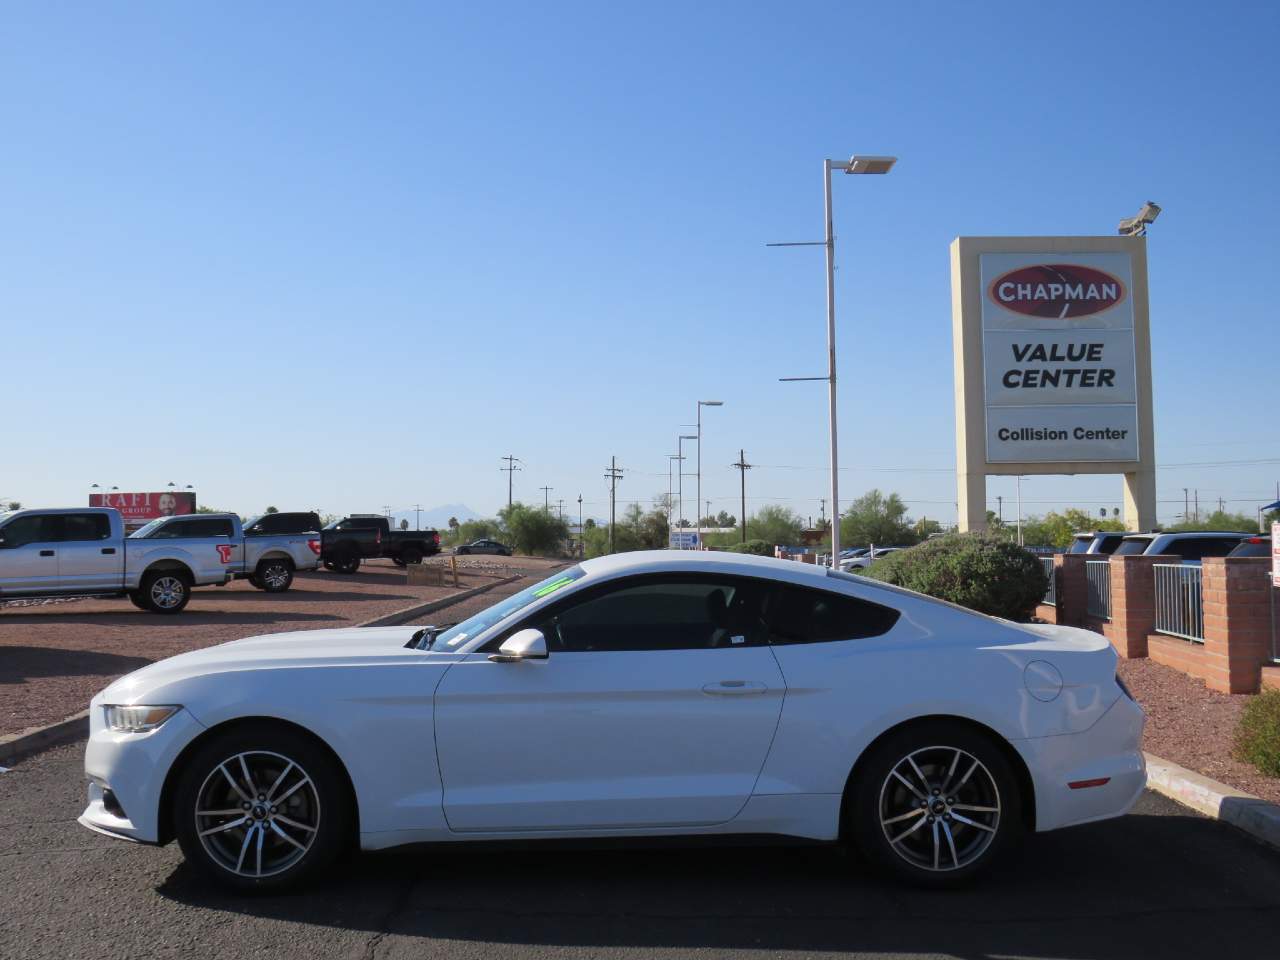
[775,154,895,566]
[696,400,723,551]
[677,434,696,547]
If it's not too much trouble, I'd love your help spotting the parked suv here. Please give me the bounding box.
[243,511,321,538]
[1067,531,1137,555]
[1112,531,1252,563]
[1226,534,1271,559]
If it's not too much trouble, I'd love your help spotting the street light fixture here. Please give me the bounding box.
[775,153,897,564]
[677,434,697,545]
[696,401,723,550]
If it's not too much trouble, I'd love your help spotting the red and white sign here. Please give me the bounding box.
[1271,521,1279,588]
[89,491,196,523]
[988,264,1126,319]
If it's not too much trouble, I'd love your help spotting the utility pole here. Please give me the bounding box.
[1194,489,1199,524]
[413,504,422,530]
[539,486,553,513]
[556,498,564,521]
[819,498,826,527]
[500,456,522,510]
[997,495,1003,525]
[604,458,623,554]
[1184,487,1189,523]
[731,449,752,542]
[1218,497,1225,513]
[382,505,392,520]
[577,494,583,554]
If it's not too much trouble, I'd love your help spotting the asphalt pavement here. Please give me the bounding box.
[2,743,1279,960]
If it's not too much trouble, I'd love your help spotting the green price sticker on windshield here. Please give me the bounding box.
[533,576,575,598]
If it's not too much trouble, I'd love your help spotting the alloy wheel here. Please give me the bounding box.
[194,750,321,879]
[262,564,290,589]
[877,745,1001,872]
[150,576,186,609]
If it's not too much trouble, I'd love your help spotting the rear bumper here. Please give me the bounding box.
[1014,692,1147,833]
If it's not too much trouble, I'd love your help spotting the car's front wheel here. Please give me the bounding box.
[848,722,1020,886]
[173,725,351,892]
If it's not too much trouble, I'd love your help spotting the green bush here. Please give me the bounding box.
[727,539,773,556]
[1234,690,1280,777]
[864,533,1048,621]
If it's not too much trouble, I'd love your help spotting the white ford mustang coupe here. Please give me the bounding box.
[80,551,1145,890]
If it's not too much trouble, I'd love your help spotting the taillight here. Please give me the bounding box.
[376,529,382,546]
[433,532,440,545]
[307,538,321,556]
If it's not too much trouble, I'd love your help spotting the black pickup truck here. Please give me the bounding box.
[320,516,441,574]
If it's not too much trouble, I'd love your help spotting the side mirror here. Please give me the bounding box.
[488,628,548,663]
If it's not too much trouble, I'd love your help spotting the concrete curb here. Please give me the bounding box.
[0,573,530,765]
[0,711,90,766]
[356,574,524,628]
[1144,751,1280,851]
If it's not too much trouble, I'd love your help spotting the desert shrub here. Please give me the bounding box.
[727,539,773,556]
[1234,690,1280,777]
[864,533,1048,621]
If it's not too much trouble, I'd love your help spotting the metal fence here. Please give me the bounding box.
[1041,557,1056,605]
[1153,563,1204,643]
[1086,560,1111,620]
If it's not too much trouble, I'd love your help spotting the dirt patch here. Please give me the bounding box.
[1118,657,1280,805]
[0,558,563,737]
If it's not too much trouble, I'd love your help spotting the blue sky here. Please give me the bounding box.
[2,1,1277,526]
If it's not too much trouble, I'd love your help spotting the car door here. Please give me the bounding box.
[53,513,119,590]
[433,573,786,832]
[0,514,60,594]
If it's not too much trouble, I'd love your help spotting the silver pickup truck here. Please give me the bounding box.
[0,508,319,614]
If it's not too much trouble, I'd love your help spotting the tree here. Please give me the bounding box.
[699,510,735,529]
[840,490,917,547]
[265,506,279,514]
[1166,509,1260,533]
[399,518,409,530]
[499,502,569,556]
[448,516,459,533]
[1018,508,1123,548]
[5,501,20,511]
[745,505,803,547]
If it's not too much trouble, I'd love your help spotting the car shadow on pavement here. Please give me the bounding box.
[0,645,152,683]
[155,809,1280,958]
[0,611,347,626]
[206,590,420,604]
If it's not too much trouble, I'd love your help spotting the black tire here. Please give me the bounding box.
[127,591,149,611]
[322,560,335,571]
[332,554,360,575]
[400,547,423,565]
[848,721,1021,887]
[456,547,470,556]
[391,557,407,568]
[140,569,192,614]
[173,724,353,893]
[247,575,264,590]
[256,558,294,593]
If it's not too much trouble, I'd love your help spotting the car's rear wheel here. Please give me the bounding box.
[400,547,423,565]
[173,726,351,892]
[456,547,470,555]
[256,559,294,593]
[849,722,1020,886]
[331,554,360,575]
[141,570,191,614]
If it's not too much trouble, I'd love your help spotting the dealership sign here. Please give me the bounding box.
[88,491,196,523]
[980,252,1139,463]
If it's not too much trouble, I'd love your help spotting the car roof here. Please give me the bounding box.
[580,549,833,586]
[1124,531,1250,540]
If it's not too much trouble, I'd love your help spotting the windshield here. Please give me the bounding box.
[129,518,168,539]
[427,566,586,650]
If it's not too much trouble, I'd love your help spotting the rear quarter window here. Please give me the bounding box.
[766,584,900,644]
[1113,538,1151,556]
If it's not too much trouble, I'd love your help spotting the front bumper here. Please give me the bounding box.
[1014,690,1147,833]
[79,704,207,844]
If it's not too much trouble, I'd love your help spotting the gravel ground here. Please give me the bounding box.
[1118,657,1280,804]
[0,557,565,737]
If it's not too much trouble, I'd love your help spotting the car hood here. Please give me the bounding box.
[94,626,439,704]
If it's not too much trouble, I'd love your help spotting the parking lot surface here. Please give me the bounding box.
[2,742,1277,960]
[0,556,565,736]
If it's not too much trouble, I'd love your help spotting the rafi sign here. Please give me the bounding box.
[980,251,1139,463]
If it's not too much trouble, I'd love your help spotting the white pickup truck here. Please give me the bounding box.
[0,508,320,614]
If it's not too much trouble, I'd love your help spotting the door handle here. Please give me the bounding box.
[101,548,116,555]
[39,550,55,557]
[701,680,768,695]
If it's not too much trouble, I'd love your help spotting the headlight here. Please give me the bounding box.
[104,705,180,733]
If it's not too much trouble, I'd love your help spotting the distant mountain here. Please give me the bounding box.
[391,503,481,530]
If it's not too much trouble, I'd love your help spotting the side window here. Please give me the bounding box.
[250,515,278,535]
[764,585,900,644]
[59,514,112,542]
[0,515,56,548]
[531,576,769,652]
